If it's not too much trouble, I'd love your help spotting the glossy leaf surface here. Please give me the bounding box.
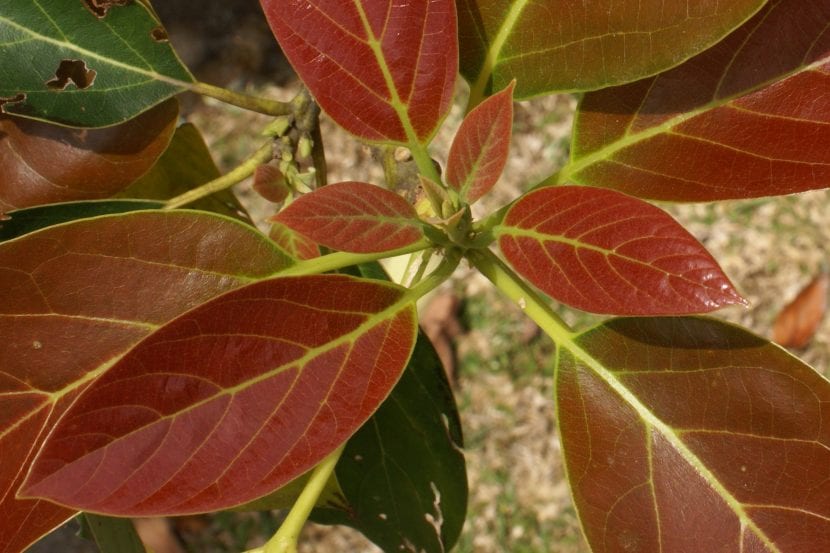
[0,211,290,551]
[557,317,830,552]
[313,263,467,553]
[121,123,249,222]
[80,514,145,553]
[23,275,418,516]
[261,0,457,143]
[0,99,178,213]
[457,0,765,98]
[273,182,426,253]
[0,0,192,126]
[446,81,514,204]
[566,0,830,201]
[496,186,744,315]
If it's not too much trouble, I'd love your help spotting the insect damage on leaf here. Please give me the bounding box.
[82,0,131,18]
[0,93,26,114]
[46,60,97,90]
[150,26,169,42]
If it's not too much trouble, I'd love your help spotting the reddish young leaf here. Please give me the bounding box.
[446,81,514,204]
[22,275,418,516]
[273,182,426,253]
[496,186,745,315]
[0,211,290,551]
[260,0,457,143]
[558,317,830,552]
[565,0,830,201]
[772,273,829,349]
[269,221,320,260]
[0,99,178,213]
[457,0,765,97]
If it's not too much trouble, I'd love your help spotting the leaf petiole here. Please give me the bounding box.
[252,444,346,553]
[276,239,434,278]
[189,81,292,116]
[164,141,274,209]
[466,248,575,342]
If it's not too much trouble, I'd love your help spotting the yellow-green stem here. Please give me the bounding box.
[257,444,345,553]
[164,141,274,209]
[277,239,434,278]
[467,249,574,342]
[189,81,292,116]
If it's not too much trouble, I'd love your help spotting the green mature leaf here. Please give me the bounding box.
[557,317,830,552]
[79,514,145,553]
[121,123,250,222]
[0,0,193,126]
[0,199,161,242]
[313,262,467,553]
[457,0,767,98]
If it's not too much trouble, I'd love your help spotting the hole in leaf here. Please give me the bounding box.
[81,0,131,18]
[0,93,26,113]
[150,26,169,42]
[46,60,97,91]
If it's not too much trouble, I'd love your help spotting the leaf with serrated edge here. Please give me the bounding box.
[0,0,192,126]
[446,81,514,204]
[0,210,290,551]
[564,0,830,201]
[496,186,745,315]
[22,275,418,516]
[457,0,766,98]
[260,0,457,143]
[273,182,426,253]
[557,317,830,552]
[0,99,178,213]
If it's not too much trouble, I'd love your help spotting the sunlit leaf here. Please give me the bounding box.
[121,123,250,222]
[313,262,467,553]
[22,275,418,516]
[446,81,514,204]
[457,0,765,98]
[273,182,426,253]
[0,211,290,551]
[261,0,457,143]
[0,0,193,126]
[772,273,829,349]
[564,0,830,201]
[269,221,319,261]
[496,186,745,315]
[0,99,178,213]
[558,317,830,552]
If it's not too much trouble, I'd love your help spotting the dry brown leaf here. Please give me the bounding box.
[772,273,828,349]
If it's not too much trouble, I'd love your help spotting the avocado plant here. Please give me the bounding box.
[1,0,829,552]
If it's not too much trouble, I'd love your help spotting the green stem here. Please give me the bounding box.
[408,248,461,300]
[256,444,345,553]
[277,239,434,278]
[467,249,574,342]
[164,141,274,209]
[189,81,292,116]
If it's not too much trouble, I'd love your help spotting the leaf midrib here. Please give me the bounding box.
[557,58,828,186]
[561,338,781,552]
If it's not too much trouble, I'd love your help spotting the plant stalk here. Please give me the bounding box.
[276,239,434,278]
[189,81,292,116]
[164,141,274,209]
[467,249,575,342]
[254,444,345,553]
